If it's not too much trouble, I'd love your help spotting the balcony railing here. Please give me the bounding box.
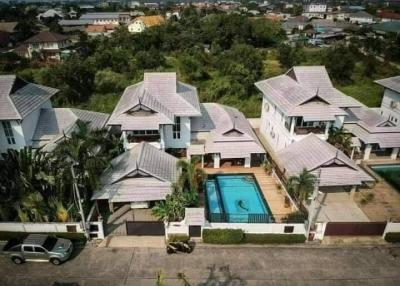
[127,135,160,143]
[294,125,326,135]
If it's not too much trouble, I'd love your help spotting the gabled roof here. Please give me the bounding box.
[108,73,201,130]
[92,142,179,202]
[345,107,400,148]
[255,67,352,121]
[375,76,400,94]
[190,103,265,158]
[32,108,109,151]
[25,31,69,43]
[0,75,58,120]
[0,22,18,33]
[277,134,373,187]
[80,12,121,20]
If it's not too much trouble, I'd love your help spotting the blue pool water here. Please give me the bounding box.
[370,164,400,192]
[206,174,271,223]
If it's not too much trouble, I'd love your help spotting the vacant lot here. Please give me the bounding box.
[0,244,400,286]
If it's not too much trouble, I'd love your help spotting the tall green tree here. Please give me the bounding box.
[177,157,206,193]
[324,45,356,83]
[327,127,352,155]
[287,169,316,202]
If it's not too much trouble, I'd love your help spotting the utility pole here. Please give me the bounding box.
[71,164,90,240]
[306,169,321,241]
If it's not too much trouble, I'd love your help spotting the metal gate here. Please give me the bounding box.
[324,222,387,236]
[126,221,165,236]
[189,226,202,237]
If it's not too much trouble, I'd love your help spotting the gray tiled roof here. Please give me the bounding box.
[255,66,362,120]
[93,142,179,202]
[80,12,122,20]
[277,134,373,187]
[191,103,265,158]
[344,107,400,148]
[32,108,109,150]
[0,75,58,120]
[375,76,400,93]
[59,19,93,26]
[108,73,201,131]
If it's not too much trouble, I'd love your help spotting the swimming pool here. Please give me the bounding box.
[205,174,272,223]
[370,164,400,192]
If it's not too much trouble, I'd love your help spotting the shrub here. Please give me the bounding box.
[168,234,190,243]
[202,229,244,244]
[244,233,306,244]
[384,232,400,243]
[0,232,86,244]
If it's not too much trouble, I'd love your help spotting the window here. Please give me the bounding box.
[34,246,46,253]
[2,121,16,144]
[173,117,181,139]
[23,246,34,252]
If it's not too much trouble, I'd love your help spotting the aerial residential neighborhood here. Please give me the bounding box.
[0,0,400,285]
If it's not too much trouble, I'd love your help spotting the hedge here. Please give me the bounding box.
[202,229,244,244]
[384,232,400,243]
[0,231,86,244]
[244,233,306,244]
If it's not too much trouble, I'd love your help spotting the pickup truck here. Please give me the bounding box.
[2,234,73,265]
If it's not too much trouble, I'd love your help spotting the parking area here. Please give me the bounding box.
[1,244,400,286]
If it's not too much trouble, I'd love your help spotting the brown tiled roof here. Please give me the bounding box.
[134,15,165,27]
[86,25,106,33]
[0,22,18,33]
[25,31,69,43]
[378,11,400,20]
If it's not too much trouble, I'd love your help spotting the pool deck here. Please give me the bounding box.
[204,167,294,221]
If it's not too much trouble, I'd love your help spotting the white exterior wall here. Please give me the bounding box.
[380,89,400,126]
[0,120,26,153]
[304,4,327,13]
[163,116,191,149]
[0,222,84,234]
[128,21,146,33]
[205,223,306,235]
[349,16,374,24]
[93,19,119,25]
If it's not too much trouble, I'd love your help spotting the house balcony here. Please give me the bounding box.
[124,133,162,150]
[294,125,326,135]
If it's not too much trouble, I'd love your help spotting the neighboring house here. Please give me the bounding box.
[255,66,360,152]
[108,72,201,151]
[59,19,93,33]
[128,16,165,33]
[256,66,400,161]
[92,142,179,211]
[302,3,327,19]
[80,12,130,25]
[0,22,20,47]
[85,24,117,37]
[282,16,309,34]
[378,11,400,22]
[37,9,64,21]
[277,133,373,193]
[349,11,374,24]
[375,76,400,126]
[343,107,400,160]
[0,75,109,153]
[19,31,70,60]
[189,103,265,168]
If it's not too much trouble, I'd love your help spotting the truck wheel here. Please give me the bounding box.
[11,257,23,264]
[50,258,61,265]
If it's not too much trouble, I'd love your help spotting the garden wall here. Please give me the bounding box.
[0,222,84,233]
[206,223,306,235]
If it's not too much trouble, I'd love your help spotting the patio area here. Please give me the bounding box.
[204,167,295,222]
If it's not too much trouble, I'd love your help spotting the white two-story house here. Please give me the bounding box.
[0,75,109,154]
[255,66,362,152]
[256,66,400,161]
[23,31,70,60]
[107,72,202,151]
[375,75,400,126]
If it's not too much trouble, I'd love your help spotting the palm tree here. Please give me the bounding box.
[327,127,352,156]
[177,156,206,193]
[20,192,48,222]
[287,168,316,203]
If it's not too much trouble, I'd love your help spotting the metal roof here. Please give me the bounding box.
[0,76,58,120]
[375,76,400,94]
[93,142,179,202]
[277,134,373,186]
[108,73,201,130]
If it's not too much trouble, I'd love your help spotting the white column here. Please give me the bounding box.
[324,122,331,137]
[244,157,251,168]
[213,153,220,169]
[159,126,165,150]
[363,144,372,160]
[121,131,128,151]
[350,147,355,160]
[391,147,399,160]
[290,117,295,135]
[108,201,114,213]
[201,155,204,168]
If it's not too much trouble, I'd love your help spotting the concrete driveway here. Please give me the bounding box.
[1,245,400,286]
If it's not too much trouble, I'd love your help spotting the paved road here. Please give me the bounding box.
[1,245,400,286]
